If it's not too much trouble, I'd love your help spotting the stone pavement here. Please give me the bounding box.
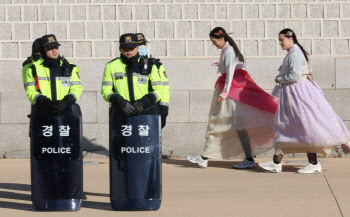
[0,158,348,217]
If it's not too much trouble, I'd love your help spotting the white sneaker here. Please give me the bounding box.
[186,155,208,168]
[297,163,322,174]
[258,160,282,173]
[233,159,256,169]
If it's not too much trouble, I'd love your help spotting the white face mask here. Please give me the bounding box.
[138,45,148,57]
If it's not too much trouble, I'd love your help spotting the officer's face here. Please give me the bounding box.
[120,45,139,58]
[210,37,225,49]
[44,46,60,60]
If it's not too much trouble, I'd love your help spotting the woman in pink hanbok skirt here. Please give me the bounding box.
[259,28,350,174]
[187,27,278,169]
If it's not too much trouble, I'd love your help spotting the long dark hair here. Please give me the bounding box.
[279,28,309,62]
[209,27,244,63]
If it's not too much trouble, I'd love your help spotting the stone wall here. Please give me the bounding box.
[0,0,349,158]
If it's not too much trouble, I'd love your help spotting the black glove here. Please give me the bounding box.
[159,105,168,128]
[133,94,156,115]
[36,95,51,107]
[32,38,42,61]
[52,94,76,113]
[110,94,136,116]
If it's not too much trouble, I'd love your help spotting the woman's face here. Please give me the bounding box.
[279,34,294,51]
[210,36,226,49]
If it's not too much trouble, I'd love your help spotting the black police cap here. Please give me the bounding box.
[119,33,139,49]
[40,34,61,49]
[136,33,149,44]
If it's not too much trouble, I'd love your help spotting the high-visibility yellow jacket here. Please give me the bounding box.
[101,57,163,103]
[22,58,83,105]
[151,59,169,107]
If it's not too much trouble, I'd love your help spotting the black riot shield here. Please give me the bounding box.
[30,103,83,211]
[109,104,162,211]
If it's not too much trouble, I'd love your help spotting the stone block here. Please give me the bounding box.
[216,4,227,19]
[75,41,92,57]
[149,40,167,56]
[334,39,349,55]
[231,21,247,38]
[323,89,350,121]
[69,22,85,39]
[45,0,59,3]
[57,5,70,21]
[324,20,338,37]
[167,91,190,123]
[121,22,137,34]
[212,21,230,34]
[8,6,21,21]
[309,3,324,18]
[134,5,149,20]
[32,23,47,39]
[167,4,182,19]
[176,21,192,38]
[248,20,265,38]
[20,42,32,58]
[103,5,116,20]
[168,40,186,57]
[1,43,19,58]
[1,92,30,124]
[72,5,86,20]
[303,20,321,37]
[157,21,174,39]
[112,41,121,57]
[151,5,165,19]
[298,39,312,55]
[184,4,198,19]
[138,21,155,39]
[78,91,97,123]
[76,0,91,3]
[245,57,285,89]
[266,20,284,38]
[244,4,259,19]
[71,59,107,91]
[0,0,11,3]
[229,4,242,19]
[335,57,350,88]
[342,3,350,18]
[59,41,73,57]
[200,4,214,19]
[326,3,340,18]
[310,57,335,89]
[160,58,219,91]
[292,4,307,18]
[242,40,258,56]
[48,23,67,40]
[83,123,109,150]
[88,5,101,20]
[104,22,120,39]
[188,40,204,56]
[0,124,30,152]
[0,24,12,40]
[340,20,350,37]
[314,39,331,55]
[0,61,23,95]
[14,23,30,40]
[94,41,111,57]
[118,5,132,20]
[206,40,221,56]
[189,90,213,123]
[61,0,74,2]
[260,40,276,56]
[97,93,109,123]
[0,7,5,21]
[278,4,291,19]
[23,6,38,21]
[285,21,302,38]
[194,21,211,38]
[40,5,54,21]
[262,4,276,18]
[87,22,103,39]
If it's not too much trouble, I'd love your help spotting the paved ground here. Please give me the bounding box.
[0,158,348,217]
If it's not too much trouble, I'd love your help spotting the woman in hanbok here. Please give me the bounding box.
[259,28,350,173]
[187,27,278,169]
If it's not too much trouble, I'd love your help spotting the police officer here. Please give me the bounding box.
[23,34,82,112]
[101,33,163,115]
[136,33,170,128]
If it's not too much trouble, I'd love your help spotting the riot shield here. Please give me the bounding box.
[30,103,83,211]
[109,105,162,211]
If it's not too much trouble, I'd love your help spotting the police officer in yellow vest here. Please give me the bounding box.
[136,33,170,128]
[101,33,163,115]
[22,34,83,113]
